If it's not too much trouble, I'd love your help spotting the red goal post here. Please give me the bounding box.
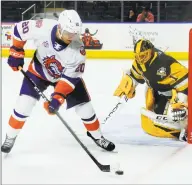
[188,29,192,144]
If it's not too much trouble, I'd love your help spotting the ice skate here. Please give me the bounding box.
[1,135,17,153]
[179,128,187,142]
[87,131,115,151]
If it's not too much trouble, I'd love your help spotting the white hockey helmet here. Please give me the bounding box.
[58,9,82,36]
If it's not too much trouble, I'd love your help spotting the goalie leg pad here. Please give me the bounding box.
[141,109,181,138]
[145,88,170,115]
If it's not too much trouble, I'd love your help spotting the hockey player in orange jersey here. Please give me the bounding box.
[114,39,188,142]
[1,10,115,153]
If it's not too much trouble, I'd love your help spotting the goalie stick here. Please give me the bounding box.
[19,67,111,173]
[102,46,170,125]
[102,96,181,130]
[102,95,128,124]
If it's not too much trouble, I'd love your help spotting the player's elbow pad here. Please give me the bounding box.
[114,74,137,99]
[54,79,75,97]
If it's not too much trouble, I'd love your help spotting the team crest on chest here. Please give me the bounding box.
[157,67,167,78]
[43,55,64,79]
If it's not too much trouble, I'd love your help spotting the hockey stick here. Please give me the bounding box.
[102,47,170,125]
[102,95,128,124]
[19,68,111,172]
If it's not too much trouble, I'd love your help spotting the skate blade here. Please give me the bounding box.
[101,149,118,153]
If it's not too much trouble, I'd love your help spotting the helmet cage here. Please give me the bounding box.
[135,49,152,65]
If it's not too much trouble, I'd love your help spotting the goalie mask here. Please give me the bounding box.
[134,39,154,65]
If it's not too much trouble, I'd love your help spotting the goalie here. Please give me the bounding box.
[114,39,188,142]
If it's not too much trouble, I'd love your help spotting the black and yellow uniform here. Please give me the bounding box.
[130,50,188,95]
[114,39,188,139]
[130,41,188,114]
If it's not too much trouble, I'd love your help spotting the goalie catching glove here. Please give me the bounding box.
[168,90,188,122]
[114,73,136,98]
[169,102,188,122]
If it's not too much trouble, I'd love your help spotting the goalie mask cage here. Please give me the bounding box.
[188,29,192,144]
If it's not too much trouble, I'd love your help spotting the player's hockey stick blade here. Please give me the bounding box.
[19,68,111,173]
[99,164,110,172]
[55,111,111,172]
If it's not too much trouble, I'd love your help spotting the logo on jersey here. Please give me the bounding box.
[43,41,49,48]
[80,46,86,56]
[36,20,43,28]
[43,55,64,79]
[157,67,166,78]
[54,42,62,51]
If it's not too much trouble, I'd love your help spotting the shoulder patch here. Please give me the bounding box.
[36,20,43,28]
[80,46,86,56]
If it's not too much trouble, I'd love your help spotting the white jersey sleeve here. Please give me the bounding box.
[14,19,57,42]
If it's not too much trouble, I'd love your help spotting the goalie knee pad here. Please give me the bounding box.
[145,86,155,111]
[145,87,169,114]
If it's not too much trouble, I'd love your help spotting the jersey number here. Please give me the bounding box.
[22,21,29,34]
[75,63,85,73]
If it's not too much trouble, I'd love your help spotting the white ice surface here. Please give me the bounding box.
[2,58,192,184]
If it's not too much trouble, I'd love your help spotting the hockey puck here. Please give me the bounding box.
[115,170,124,175]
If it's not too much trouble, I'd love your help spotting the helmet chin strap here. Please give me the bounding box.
[57,24,64,40]
[59,29,64,39]
[59,33,62,40]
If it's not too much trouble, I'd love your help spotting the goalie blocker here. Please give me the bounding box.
[114,39,188,142]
